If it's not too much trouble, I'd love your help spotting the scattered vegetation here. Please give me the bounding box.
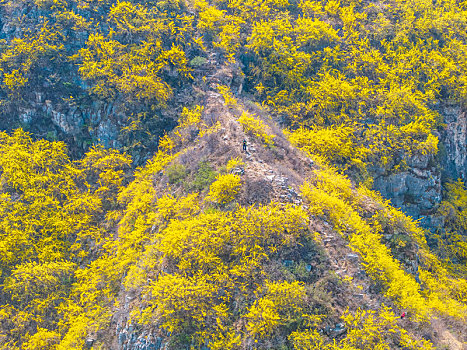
[0,0,467,348]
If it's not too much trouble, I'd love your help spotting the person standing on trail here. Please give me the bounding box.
[242,139,247,152]
[400,312,406,319]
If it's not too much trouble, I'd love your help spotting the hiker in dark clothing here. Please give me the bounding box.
[242,139,247,152]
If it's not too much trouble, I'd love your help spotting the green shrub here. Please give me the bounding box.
[188,161,217,191]
[189,56,208,66]
[166,163,188,184]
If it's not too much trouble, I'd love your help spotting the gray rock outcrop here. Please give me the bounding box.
[372,105,467,231]
[439,105,467,181]
[373,154,441,224]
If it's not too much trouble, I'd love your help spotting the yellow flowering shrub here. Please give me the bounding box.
[218,85,238,107]
[301,166,467,320]
[246,281,307,337]
[238,112,275,146]
[208,174,241,205]
[285,125,356,164]
[226,157,245,171]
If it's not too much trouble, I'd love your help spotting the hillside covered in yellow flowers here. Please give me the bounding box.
[1,0,467,348]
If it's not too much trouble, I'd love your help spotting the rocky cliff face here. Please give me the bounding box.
[372,154,442,227]
[0,3,179,162]
[440,105,467,181]
[371,106,466,231]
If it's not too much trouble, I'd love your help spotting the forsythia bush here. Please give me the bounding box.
[291,306,434,350]
[301,166,467,320]
[131,203,314,347]
[285,125,357,164]
[218,85,238,107]
[0,0,466,346]
[226,156,245,171]
[238,112,275,146]
[207,174,241,204]
[245,281,307,337]
[0,129,131,349]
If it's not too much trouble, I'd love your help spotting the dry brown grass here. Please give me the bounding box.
[239,177,273,206]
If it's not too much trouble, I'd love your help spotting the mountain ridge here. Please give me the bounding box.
[1,0,467,348]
